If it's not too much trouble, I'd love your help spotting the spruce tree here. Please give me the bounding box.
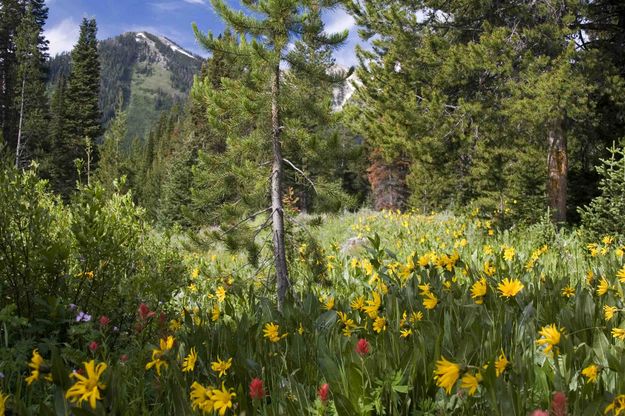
[193,0,349,308]
[54,18,102,196]
[95,98,128,195]
[13,6,48,168]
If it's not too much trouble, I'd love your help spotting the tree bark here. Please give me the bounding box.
[271,65,290,310]
[15,76,25,168]
[547,118,567,224]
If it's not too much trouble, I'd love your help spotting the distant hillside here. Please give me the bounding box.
[48,32,204,140]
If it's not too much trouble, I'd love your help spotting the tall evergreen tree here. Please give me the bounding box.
[54,18,102,196]
[0,0,23,147]
[193,0,350,308]
[13,6,48,168]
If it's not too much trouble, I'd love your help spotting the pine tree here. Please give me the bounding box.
[193,0,350,308]
[13,6,48,168]
[95,98,128,195]
[0,0,23,147]
[54,18,102,196]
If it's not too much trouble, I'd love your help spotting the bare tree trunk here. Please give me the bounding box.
[271,65,290,310]
[15,76,25,168]
[547,118,567,224]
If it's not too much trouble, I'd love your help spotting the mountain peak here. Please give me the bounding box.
[124,31,201,61]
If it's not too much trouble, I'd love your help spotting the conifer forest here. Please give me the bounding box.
[1,0,625,414]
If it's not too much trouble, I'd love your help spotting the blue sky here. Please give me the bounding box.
[43,0,360,66]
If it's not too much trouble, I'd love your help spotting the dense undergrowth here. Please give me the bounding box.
[1,168,625,415]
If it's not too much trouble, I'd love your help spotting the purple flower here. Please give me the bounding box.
[76,311,92,322]
[69,303,77,310]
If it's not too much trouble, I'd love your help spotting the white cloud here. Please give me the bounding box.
[183,0,205,4]
[323,9,356,35]
[45,18,79,56]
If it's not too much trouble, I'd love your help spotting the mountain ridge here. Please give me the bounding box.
[48,31,204,140]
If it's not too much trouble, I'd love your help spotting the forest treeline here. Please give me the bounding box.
[1,0,625,232]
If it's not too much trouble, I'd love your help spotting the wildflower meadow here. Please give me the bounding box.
[2,200,625,415]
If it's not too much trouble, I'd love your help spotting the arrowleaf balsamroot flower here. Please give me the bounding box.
[211,383,236,416]
[211,357,232,377]
[536,324,562,354]
[25,349,51,385]
[581,364,599,383]
[460,372,481,396]
[612,328,625,340]
[263,322,287,342]
[561,286,575,298]
[604,305,619,321]
[604,394,625,415]
[190,382,214,414]
[498,278,524,298]
[145,335,175,376]
[0,391,8,415]
[182,347,197,372]
[434,357,460,395]
[422,292,438,310]
[65,360,107,410]
[362,292,382,318]
[597,277,610,296]
[470,278,487,304]
[373,316,387,333]
[495,351,509,377]
[617,265,625,282]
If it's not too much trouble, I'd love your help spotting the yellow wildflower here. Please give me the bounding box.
[400,328,413,338]
[586,270,594,285]
[65,360,107,410]
[498,278,524,298]
[423,292,438,310]
[190,382,214,414]
[145,335,175,376]
[337,311,356,337]
[25,349,51,385]
[581,364,599,383]
[617,265,625,283]
[297,323,304,335]
[211,304,220,322]
[536,324,561,354]
[612,328,625,340]
[263,322,287,342]
[604,305,619,321]
[0,391,7,416]
[604,394,625,416]
[373,316,387,333]
[418,283,431,296]
[324,296,335,311]
[598,277,610,296]
[215,286,226,303]
[434,357,460,395]
[182,348,197,372]
[471,278,488,304]
[603,235,614,245]
[350,296,365,311]
[561,286,575,298]
[191,268,200,279]
[495,351,509,377]
[210,383,236,416]
[483,245,494,255]
[363,292,382,318]
[460,372,482,396]
[169,319,181,332]
[483,261,496,277]
[409,311,423,323]
[503,246,515,261]
[211,357,232,377]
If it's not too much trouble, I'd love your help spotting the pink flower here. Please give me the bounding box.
[88,341,99,352]
[355,338,370,356]
[120,354,129,363]
[249,378,265,400]
[551,391,567,416]
[318,383,330,404]
[98,315,110,326]
[530,411,548,416]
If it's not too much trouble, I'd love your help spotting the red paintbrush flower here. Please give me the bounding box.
[355,338,370,356]
[249,378,265,400]
[318,383,330,404]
